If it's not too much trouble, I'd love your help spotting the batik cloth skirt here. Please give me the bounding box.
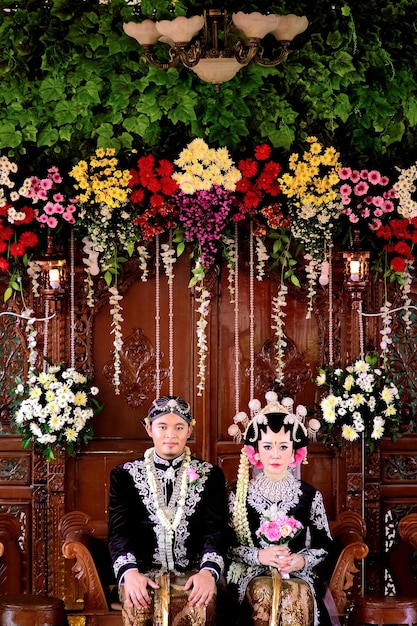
[245,569,314,626]
[119,571,216,626]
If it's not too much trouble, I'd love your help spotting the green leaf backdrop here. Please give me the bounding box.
[0,0,416,169]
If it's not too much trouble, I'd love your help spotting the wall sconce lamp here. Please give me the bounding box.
[343,232,370,302]
[123,9,308,86]
[36,234,67,302]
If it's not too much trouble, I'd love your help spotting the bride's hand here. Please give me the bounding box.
[258,545,290,568]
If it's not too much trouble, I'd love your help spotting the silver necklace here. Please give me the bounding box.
[252,471,300,508]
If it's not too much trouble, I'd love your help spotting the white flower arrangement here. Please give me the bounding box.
[315,355,401,451]
[12,363,103,461]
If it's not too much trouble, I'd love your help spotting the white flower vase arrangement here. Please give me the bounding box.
[315,354,401,452]
[11,362,104,461]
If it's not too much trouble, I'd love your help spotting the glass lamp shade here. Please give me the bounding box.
[232,11,279,40]
[191,58,243,84]
[156,15,205,44]
[270,14,308,42]
[123,20,161,46]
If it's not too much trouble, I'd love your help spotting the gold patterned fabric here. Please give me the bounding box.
[245,571,314,626]
[119,571,216,626]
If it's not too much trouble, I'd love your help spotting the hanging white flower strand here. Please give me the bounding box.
[223,235,237,303]
[108,286,123,394]
[27,261,42,298]
[82,236,99,307]
[70,229,76,368]
[304,254,320,319]
[271,283,288,386]
[401,260,413,329]
[255,236,269,281]
[161,231,176,395]
[137,244,150,282]
[195,266,210,397]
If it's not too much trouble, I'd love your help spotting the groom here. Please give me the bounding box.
[108,395,229,625]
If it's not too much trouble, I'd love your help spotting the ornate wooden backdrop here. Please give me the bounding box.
[0,242,417,602]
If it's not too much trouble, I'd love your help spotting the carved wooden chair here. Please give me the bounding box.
[328,511,369,622]
[0,512,26,595]
[0,512,68,626]
[351,512,417,626]
[60,508,368,625]
[59,511,122,625]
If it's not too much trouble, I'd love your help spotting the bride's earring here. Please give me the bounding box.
[255,453,260,461]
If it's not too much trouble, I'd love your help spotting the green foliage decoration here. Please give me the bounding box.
[0,0,416,170]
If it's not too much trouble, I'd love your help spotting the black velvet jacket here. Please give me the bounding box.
[108,450,229,584]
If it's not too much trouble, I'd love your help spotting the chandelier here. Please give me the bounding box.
[123,9,308,86]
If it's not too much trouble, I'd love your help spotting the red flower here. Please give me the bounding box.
[238,158,258,178]
[390,256,407,273]
[19,231,39,248]
[0,225,14,241]
[254,144,271,160]
[17,206,37,225]
[0,257,9,271]
[9,241,27,257]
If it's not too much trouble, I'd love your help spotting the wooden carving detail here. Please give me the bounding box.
[0,512,26,594]
[60,510,109,611]
[248,334,311,399]
[398,513,417,550]
[329,510,369,614]
[102,328,168,408]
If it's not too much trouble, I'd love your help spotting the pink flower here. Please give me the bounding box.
[368,170,381,184]
[289,446,307,467]
[245,445,263,468]
[340,184,351,196]
[339,167,351,179]
[354,182,369,196]
[187,467,199,485]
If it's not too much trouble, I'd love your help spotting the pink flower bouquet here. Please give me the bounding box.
[256,508,303,545]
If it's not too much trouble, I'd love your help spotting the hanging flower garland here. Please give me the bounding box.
[70,149,132,393]
[278,137,342,319]
[271,283,288,386]
[172,138,241,284]
[0,156,40,300]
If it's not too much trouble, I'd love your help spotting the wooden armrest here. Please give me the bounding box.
[0,512,26,594]
[398,513,417,551]
[60,511,110,612]
[328,511,368,615]
[331,511,367,542]
[328,540,368,614]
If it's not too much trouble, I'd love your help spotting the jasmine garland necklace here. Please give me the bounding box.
[144,446,191,544]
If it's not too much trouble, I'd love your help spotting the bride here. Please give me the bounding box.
[228,392,334,626]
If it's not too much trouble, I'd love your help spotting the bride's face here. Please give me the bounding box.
[258,426,294,481]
